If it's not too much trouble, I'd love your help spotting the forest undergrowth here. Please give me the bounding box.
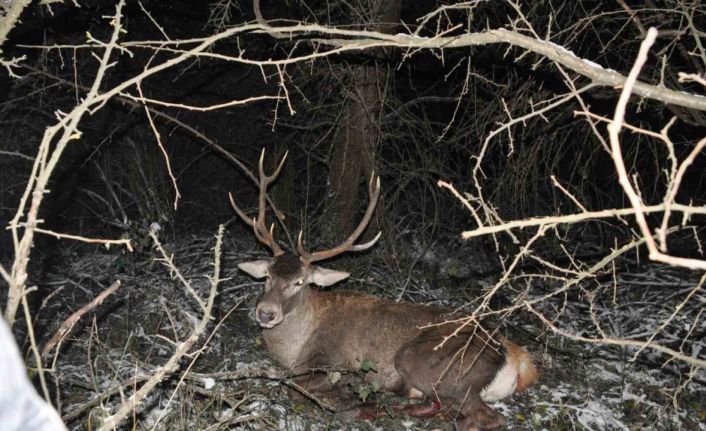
[35,231,706,431]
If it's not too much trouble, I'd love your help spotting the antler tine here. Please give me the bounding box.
[229,191,255,228]
[300,174,381,263]
[230,148,286,256]
[296,231,310,262]
[231,191,281,254]
[256,149,288,228]
[257,149,288,188]
[348,231,382,252]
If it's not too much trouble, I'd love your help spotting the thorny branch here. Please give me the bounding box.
[97,225,224,431]
[608,28,706,271]
[19,24,706,112]
[5,0,129,326]
[443,27,706,370]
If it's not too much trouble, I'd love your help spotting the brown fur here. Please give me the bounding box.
[234,153,536,430]
[270,253,304,279]
[263,288,445,385]
[503,339,538,392]
[394,323,508,430]
[258,285,535,430]
[240,253,538,430]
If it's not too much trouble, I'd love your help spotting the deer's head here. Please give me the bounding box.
[232,149,380,329]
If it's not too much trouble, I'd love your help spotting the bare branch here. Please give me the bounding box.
[42,280,122,359]
[97,225,224,431]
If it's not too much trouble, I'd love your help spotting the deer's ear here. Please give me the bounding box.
[309,266,350,286]
[238,260,270,279]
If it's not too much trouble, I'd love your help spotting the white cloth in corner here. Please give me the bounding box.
[0,317,67,431]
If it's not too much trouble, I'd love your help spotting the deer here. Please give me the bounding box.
[230,149,538,431]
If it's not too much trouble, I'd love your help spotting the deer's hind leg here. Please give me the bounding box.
[394,325,508,430]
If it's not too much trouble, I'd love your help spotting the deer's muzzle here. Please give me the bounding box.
[255,301,282,328]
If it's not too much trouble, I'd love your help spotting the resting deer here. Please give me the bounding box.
[231,150,538,430]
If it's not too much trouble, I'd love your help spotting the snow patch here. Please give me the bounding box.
[576,400,629,431]
[202,377,215,389]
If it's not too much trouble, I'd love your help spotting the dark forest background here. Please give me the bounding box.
[1,1,705,430]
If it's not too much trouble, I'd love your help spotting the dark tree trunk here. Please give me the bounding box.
[328,0,400,241]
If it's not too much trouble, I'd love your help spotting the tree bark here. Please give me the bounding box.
[327,0,400,241]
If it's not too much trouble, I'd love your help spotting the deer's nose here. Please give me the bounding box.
[257,308,277,325]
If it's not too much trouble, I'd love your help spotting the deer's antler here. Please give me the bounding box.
[298,173,381,263]
[229,148,287,256]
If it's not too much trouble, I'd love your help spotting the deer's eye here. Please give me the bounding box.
[296,279,304,286]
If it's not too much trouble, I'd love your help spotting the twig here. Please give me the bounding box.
[631,273,705,361]
[97,225,223,431]
[21,290,51,403]
[42,280,122,359]
[136,82,182,209]
[0,0,32,48]
[145,225,230,429]
[525,301,706,369]
[281,379,338,413]
[19,65,294,250]
[149,230,206,310]
[32,228,132,251]
[608,27,706,270]
[457,203,706,239]
[18,25,706,111]
[4,0,127,327]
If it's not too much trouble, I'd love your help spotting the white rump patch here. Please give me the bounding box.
[480,360,518,402]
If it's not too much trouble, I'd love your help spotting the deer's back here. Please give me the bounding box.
[274,290,448,390]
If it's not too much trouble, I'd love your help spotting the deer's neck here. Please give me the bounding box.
[261,287,316,371]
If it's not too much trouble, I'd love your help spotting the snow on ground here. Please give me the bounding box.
[38,233,705,430]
